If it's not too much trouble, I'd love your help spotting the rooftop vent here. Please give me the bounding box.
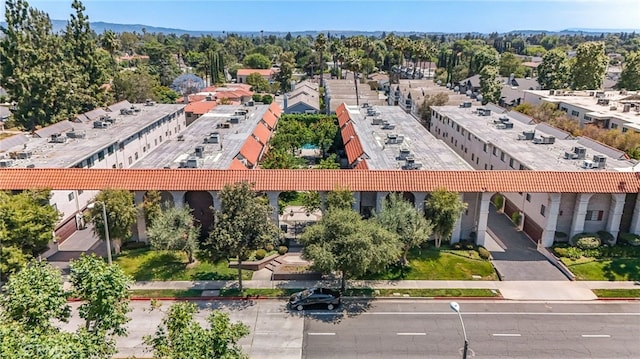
[17,151,32,159]
[403,156,423,170]
[597,98,610,106]
[93,121,110,129]
[182,157,200,168]
[49,133,68,143]
[177,135,185,141]
[517,130,535,140]
[385,133,405,144]
[67,129,86,139]
[205,132,220,144]
[533,135,555,144]
[564,146,587,160]
[145,99,155,106]
[0,159,14,168]
[229,116,241,124]
[398,148,411,160]
[371,117,384,125]
[592,154,607,168]
[194,146,204,158]
[477,108,491,116]
[459,101,472,108]
[381,122,396,130]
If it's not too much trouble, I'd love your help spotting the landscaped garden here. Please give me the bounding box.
[552,232,640,281]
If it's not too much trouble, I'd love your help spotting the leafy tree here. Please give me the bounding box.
[418,92,449,128]
[317,153,340,169]
[147,206,200,263]
[246,72,271,92]
[152,85,180,103]
[144,302,249,359]
[86,189,137,255]
[0,190,59,278]
[537,48,571,89]
[424,189,467,248]
[69,254,132,341]
[372,193,432,265]
[310,117,338,156]
[498,52,525,77]
[143,41,181,86]
[143,190,163,225]
[113,68,160,102]
[300,208,401,290]
[618,50,640,90]
[204,182,280,291]
[275,51,296,92]
[571,41,608,90]
[326,187,355,211]
[301,191,322,214]
[260,148,305,169]
[243,52,271,69]
[0,260,70,331]
[479,65,502,104]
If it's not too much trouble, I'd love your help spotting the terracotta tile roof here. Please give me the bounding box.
[262,110,278,130]
[337,111,351,128]
[229,158,248,170]
[252,122,272,145]
[176,95,207,104]
[268,102,282,117]
[2,169,639,194]
[345,136,365,166]
[353,159,368,169]
[336,103,347,117]
[237,69,275,77]
[341,122,357,145]
[238,137,264,167]
[185,101,217,115]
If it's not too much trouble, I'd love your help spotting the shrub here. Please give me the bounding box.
[565,247,583,259]
[619,233,640,246]
[552,247,568,257]
[254,249,267,260]
[452,242,462,250]
[511,211,521,226]
[265,243,275,252]
[277,246,288,255]
[121,241,149,251]
[477,246,491,259]
[576,236,601,250]
[464,242,475,250]
[491,194,504,209]
[597,231,614,244]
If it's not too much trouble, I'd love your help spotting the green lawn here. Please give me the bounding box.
[114,248,252,281]
[561,257,640,281]
[360,247,498,280]
[592,289,640,298]
[130,289,204,298]
[219,288,499,298]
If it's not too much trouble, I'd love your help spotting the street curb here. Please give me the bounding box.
[118,295,505,302]
[596,297,640,301]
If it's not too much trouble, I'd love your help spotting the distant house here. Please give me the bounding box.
[236,68,278,84]
[457,75,540,108]
[184,101,217,126]
[283,81,320,114]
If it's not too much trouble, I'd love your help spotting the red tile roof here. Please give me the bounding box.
[337,110,351,128]
[176,95,206,104]
[262,110,278,130]
[353,159,368,169]
[238,137,264,167]
[252,122,272,145]
[268,102,282,117]
[345,136,365,166]
[237,69,275,77]
[2,169,639,194]
[229,158,248,170]
[336,103,347,117]
[341,122,357,145]
[185,101,217,115]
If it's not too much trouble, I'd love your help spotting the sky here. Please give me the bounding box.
[12,0,640,33]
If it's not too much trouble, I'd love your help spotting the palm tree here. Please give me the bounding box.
[344,53,362,106]
[314,33,327,88]
[100,30,118,59]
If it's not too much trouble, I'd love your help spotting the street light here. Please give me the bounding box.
[450,301,469,359]
[87,201,112,265]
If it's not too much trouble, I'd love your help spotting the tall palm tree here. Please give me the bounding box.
[314,33,327,88]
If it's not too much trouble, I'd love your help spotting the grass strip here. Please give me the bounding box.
[592,289,640,298]
[218,288,499,298]
[130,289,204,298]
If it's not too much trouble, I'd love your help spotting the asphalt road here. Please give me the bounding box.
[58,299,640,359]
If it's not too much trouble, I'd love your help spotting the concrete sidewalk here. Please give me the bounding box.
[129,279,640,301]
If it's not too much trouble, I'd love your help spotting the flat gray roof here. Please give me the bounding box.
[133,104,269,169]
[432,105,637,172]
[347,105,473,170]
[1,103,184,168]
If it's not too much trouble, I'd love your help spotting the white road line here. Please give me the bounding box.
[492,333,522,337]
[581,334,611,338]
[308,332,336,336]
[361,312,640,316]
[397,332,427,336]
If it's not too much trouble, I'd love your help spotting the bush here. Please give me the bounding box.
[254,249,267,260]
[277,246,288,255]
[491,194,504,209]
[553,247,569,257]
[265,243,275,252]
[121,241,150,251]
[576,236,601,250]
[477,246,491,260]
[597,231,614,244]
[451,242,462,250]
[619,233,640,246]
[565,247,583,259]
[511,211,521,226]
[464,242,475,250]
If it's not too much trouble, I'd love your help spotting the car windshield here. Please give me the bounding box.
[299,289,313,298]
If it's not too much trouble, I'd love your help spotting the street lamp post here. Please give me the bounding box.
[88,201,112,265]
[450,301,469,359]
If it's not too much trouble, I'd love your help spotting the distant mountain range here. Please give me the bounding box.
[2,20,638,37]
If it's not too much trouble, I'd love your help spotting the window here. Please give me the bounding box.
[500,152,505,162]
[571,110,579,117]
[622,128,628,133]
[519,164,525,170]
[78,190,83,195]
[526,193,531,202]
[585,210,604,221]
[108,145,114,155]
[492,147,497,155]
[134,152,139,160]
[509,158,514,168]
[98,151,105,161]
[611,123,618,129]
[540,205,546,217]
[490,165,494,170]
[483,144,487,152]
[471,154,475,161]
[484,164,488,170]
[68,192,75,201]
[128,156,133,165]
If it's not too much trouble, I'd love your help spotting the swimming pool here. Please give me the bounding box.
[301,143,319,150]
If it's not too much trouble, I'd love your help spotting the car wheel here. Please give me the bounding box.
[296,304,304,311]
[327,304,335,310]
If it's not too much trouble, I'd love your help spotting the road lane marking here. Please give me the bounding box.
[361,312,640,316]
[492,333,522,337]
[397,332,426,336]
[581,334,611,338]
[308,332,336,336]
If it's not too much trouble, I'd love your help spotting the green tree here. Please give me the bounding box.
[317,153,341,169]
[571,41,608,90]
[112,68,160,102]
[152,85,180,103]
[424,189,467,248]
[147,206,200,263]
[144,302,249,359]
[275,51,296,92]
[479,65,502,105]
[86,189,137,255]
[243,52,271,69]
[618,50,640,90]
[326,187,355,211]
[300,208,401,290]
[372,193,433,265]
[498,52,525,77]
[69,255,132,343]
[310,117,338,156]
[314,33,327,88]
[246,72,271,93]
[143,41,181,86]
[204,182,280,291]
[143,190,163,226]
[301,191,322,214]
[537,48,571,89]
[418,92,449,128]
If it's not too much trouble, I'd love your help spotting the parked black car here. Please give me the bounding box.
[288,287,341,311]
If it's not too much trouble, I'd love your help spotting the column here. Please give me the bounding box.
[413,192,427,213]
[540,193,561,247]
[451,193,464,243]
[606,193,626,243]
[133,191,148,243]
[570,193,593,239]
[375,191,389,214]
[629,195,640,234]
[209,191,221,211]
[352,191,361,214]
[266,191,280,226]
[475,192,491,246]
[319,191,327,213]
[170,190,186,208]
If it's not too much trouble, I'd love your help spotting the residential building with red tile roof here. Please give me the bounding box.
[236,68,279,84]
[185,101,217,125]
